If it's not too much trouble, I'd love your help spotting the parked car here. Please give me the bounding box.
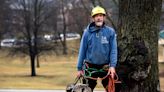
[60,33,80,41]
[1,39,16,47]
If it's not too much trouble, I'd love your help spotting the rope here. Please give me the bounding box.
[83,62,109,80]
[84,67,108,79]
[83,72,121,92]
[108,73,121,92]
[83,62,121,92]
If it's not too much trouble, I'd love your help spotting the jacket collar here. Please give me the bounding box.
[87,22,105,33]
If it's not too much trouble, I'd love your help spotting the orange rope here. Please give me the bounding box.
[84,73,109,80]
[84,73,121,92]
[83,62,121,92]
[108,73,121,92]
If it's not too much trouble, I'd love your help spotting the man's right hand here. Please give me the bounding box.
[77,70,83,77]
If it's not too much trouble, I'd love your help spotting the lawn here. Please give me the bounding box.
[0,52,77,89]
[0,39,104,90]
[0,44,163,91]
[159,63,164,92]
[0,50,104,90]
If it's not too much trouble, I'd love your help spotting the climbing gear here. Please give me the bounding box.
[107,73,121,92]
[83,62,109,80]
[66,77,79,92]
[91,6,106,17]
[66,76,91,92]
[83,61,121,92]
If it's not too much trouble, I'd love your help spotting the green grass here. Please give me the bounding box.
[0,54,76,89]
[0,53,163,90]
[0,39,104,90]
[0,50,104,90]
[0,42,163,90]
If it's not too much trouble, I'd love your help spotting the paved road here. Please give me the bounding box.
[0,89,104,92]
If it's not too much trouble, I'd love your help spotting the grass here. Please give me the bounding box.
[0,39,81,90]
[0,46,104,90]
[0,54,77,89]
[159,63,164,91]
[0,42,163,90]
[0,53,164,91]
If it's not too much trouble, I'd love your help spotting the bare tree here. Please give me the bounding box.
[61,0,67,55]
[32,0,51,68]
[0,0,10,48]
[0,0,5,48]
[69,0,90,37]
[13,0,54,76]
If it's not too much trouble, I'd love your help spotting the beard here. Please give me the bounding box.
[95,21,103,27]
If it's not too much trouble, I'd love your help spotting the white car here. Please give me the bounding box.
[1,39,16,47]
[60,33,80,41]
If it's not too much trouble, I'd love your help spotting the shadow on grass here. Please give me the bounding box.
[0,74,59,78]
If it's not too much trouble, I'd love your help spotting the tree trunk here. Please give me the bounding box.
[117,0,162,92]
[30,53,36,76]
[30,46,36,76]
[61,0,67,55]
[36,55,40,68]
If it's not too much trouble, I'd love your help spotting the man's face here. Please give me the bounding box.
[92,14,105,27]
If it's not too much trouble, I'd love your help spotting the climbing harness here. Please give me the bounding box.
[83,62,109,80]
[83,62,121,92]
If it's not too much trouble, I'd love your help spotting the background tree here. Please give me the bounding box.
[61,0,67,55]
[117,0,162,91]
[0,0,11,48]
[14,0,54,76]
[69,0,91,37]
[0,0,5,48]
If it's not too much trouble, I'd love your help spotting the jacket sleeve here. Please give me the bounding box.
[110,30,118,68]
[77,30,88,71]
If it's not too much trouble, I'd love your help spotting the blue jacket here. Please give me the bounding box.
[77,22,117,71]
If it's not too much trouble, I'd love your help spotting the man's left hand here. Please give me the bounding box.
[108,67,116,79]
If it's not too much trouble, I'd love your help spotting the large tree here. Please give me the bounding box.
[117,0,162,92]
[0,0,5,48]
[15,0,53,76]
[0,0,10,48]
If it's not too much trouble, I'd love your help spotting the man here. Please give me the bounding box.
[77,6,117,91]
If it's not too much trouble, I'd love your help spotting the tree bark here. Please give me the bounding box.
[117,0,162,92]
[36,55,40,68]
[61,0,67,55]
[30,47,36,76]
[22,0,37,76]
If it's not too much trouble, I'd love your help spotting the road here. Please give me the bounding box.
[0,89,104,92]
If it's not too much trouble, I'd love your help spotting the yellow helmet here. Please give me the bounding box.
[91,6,106,17]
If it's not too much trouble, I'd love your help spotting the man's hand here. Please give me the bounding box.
[77,70,83,77]
[108,67,116,79]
